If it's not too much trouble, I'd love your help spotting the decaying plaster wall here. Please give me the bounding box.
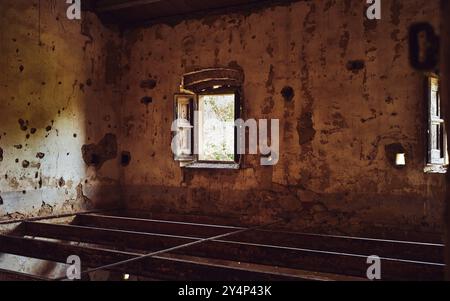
[0,0,445,239]
[119,0,445,237]
[0,0,122,221]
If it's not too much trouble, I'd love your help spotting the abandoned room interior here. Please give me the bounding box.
[0,0,449,283]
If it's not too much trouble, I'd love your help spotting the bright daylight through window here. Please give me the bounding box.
[198,94,235,162]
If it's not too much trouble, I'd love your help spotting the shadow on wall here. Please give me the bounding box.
[117,0,445,240]
[0,0,122,222]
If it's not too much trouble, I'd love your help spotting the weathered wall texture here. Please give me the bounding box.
[119,0,445,237]
[0,0,122,221]
[0,0,444,239]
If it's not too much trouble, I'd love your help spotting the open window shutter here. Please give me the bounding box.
[428,77,436,163]
[173,94,197,164]
[428,77,445,165]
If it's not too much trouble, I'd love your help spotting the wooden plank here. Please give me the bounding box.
[227,230,444,264]
[74,214,444,263]
[117,209,246,227]
[120,210,445,243]
[0,208,119,225]
[94,0,300,28]
[0,235,304,281]
[0,269,49,281]
[162,253,366,282]
[74,214,240,238]
[19,222,444,281]
[191,241,444,281]
[20,221,197,251]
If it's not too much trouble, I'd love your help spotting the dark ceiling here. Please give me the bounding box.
[89,0,298,28]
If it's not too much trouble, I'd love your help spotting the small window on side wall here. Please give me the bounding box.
[425,75,448,173]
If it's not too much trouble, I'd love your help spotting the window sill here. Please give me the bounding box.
[424,164,448,174]
[183,162,240,170]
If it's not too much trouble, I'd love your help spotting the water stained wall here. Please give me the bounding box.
[0,0,122,221]
[118,0,445,237]
[0,0,445,239]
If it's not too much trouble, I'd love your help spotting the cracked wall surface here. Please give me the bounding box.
[118,0,444,238]
[0,0,445,240]
[0,0,122,221]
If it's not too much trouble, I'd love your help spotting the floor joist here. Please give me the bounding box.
[0,235,304,281]
[20,221,197,252]
[17,220,445,281]
[1,212,445,281]
[74,213,444,263]
[0,269,50,281]
[74,214,239,238]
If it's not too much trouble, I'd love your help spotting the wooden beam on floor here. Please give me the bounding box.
[18,221,444,281]
[228,230,444,264]
[118,210,446,243]
[0,235,304,281]
[20,221,197,251]
[0,209,120,225]
[118,209,245,227]
[74,214,241,238]
[190,240,444,281]
[74,213,444,263]
[161,253,366,282]
[0,269,49,281]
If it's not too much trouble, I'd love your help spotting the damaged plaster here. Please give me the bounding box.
[0,0,445,239]
[0,0,122,221]
[118,0,444,237]
[81,133,118,169]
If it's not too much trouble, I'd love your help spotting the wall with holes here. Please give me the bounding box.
[0,0,445,239]
[0,0,122,220]
[118,0,445,237]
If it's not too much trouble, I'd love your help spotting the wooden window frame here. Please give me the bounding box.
[425,75,448,173]
[173,87,242,170]
[173,93,196,163]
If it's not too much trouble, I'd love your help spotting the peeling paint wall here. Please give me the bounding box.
[0,0,122,221]
[119,0,444,237]
[0,0,444,239]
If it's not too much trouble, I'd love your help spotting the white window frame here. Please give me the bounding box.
[425,75,448,174]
